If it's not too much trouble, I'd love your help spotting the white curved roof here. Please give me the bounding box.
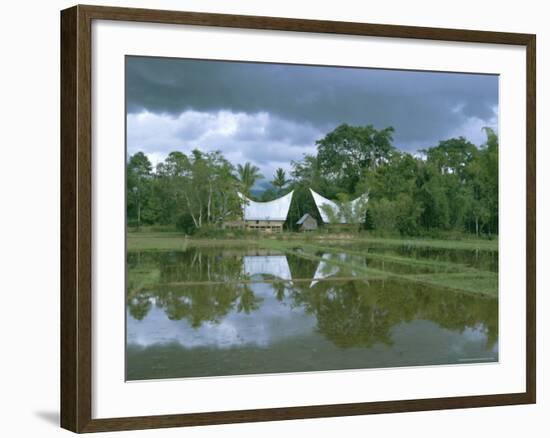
[310,189,340,223]
[239,191,294,221]
[310,189,367,224]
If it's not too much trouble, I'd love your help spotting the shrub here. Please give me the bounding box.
[175,214,197,235]
[192,224,227,239]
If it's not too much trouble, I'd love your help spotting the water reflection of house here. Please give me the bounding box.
[309,253,340,287]
[220,249,285,257]
[243,255,292,280]
[241,252,363,287]
[309,252,367,287]
[236,191,294,233]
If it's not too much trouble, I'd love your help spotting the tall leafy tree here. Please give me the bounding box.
[154,151,191,225]
[316,123,395,194]
[462,129,498,236]
[179,150,241,229]
[236,162,263,196]
[482,127,499,235]
[127,152,153,230]
[271,168,289,194]
[135,149,242,233]
[361,152,423,235]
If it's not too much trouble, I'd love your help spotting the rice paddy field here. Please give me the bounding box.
[126,233,498,380]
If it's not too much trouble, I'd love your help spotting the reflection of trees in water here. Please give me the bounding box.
[236,284,262,314]
[287,279,498,350]
[127,294,152,321]
[288,280,393,348]
[156,283,237,327]
[273,281,286,302]
[325,243,498,273]
[127,249,498,350]
[128,282,262,328]
[127,249,269,327]
[286,253,319,279]
[398,246,499,273]
[127,249,247,284]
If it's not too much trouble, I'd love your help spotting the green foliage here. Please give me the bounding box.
[191,224,229,239]
[127,152,154,230]
[369,199,397,234]
[175,213,197,235]
[319,193,367,225]
[316,123,395,194]
[236,162,263,196]
[363,208,375,231]
[259,187,279,202]
[356,130,497,236]
[127,124,498,239]
[271,168,289,194]
[285,184,321,231]
[127,149,242,233]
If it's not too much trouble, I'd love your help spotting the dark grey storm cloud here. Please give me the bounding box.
[126,56,498,152]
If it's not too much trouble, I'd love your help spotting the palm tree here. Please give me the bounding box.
[271,168,289,194]
[236,162,263,195]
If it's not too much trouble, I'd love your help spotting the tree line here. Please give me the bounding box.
[127,123,498,237]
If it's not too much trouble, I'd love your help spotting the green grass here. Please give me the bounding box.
[314,235,498,251]
[127,231,497,252]
[409,272,498,297]
[127,233,190,251]
[127,233,267,251]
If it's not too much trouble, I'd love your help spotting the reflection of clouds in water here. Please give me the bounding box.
[447,323,496,358]
[127,254,497,364]
[461,324,488,342]
[127,283,316,349]
[390,319,496,363]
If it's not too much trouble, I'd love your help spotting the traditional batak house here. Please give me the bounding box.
[238,191,294,233]
[309,188,368,225]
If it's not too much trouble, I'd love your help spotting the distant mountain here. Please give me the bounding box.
[250,180,275,198]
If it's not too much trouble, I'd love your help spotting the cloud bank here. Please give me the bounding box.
[126,56,498,179]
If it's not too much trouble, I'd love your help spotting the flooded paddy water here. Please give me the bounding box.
[126,240,498,380]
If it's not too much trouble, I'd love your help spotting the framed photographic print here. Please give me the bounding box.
[60,4,536,433]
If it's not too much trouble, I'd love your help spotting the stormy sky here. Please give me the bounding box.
[126,56,498,181]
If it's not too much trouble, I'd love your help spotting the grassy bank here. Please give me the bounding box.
[127,231,498,252]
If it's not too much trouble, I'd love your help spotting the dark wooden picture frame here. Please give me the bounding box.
[61,4,536,433]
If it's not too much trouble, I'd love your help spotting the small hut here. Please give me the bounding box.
[296,213,318,232]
